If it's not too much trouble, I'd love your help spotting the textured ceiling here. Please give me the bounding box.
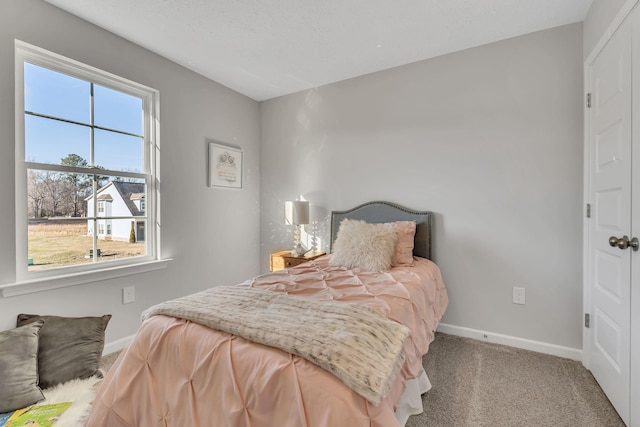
[44,0,593,101]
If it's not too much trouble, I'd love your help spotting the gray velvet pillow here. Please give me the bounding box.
[0,321,45,413]
[16,314,111,389]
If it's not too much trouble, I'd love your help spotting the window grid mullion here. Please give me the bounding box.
[25,162,148,180]
[24,111,144,139]
[90,82,95,167]
[90,83,97,262]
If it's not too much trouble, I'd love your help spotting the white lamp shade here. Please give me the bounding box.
[285,200,309,225]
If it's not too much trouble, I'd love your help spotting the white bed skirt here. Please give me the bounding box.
[395,367,431,426]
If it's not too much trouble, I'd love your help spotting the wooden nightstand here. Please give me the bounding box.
[269,250,326,272]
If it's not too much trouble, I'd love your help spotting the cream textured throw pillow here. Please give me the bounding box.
[330,219,397,271]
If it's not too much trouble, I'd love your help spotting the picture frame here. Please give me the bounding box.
[208,141,243,189]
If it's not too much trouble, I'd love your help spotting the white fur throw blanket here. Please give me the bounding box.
[141,286,410,405]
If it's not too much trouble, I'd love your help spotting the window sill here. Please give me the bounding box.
[0,258,172,298]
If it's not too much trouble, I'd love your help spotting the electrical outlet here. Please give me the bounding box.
[513,286,526,305]
[122,286,135,304]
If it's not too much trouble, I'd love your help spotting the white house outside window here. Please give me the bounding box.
[10,41,164,292]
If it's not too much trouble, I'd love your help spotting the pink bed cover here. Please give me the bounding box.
[87,256,448,427]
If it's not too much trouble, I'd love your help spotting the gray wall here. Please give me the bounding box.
[584,0,638,58]
[0,2,586,352]
[0,0,261,347]
[260,24,584,349]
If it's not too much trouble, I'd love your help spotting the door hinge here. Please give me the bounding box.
[587,93,592,108]
[585,313,590,328]
[586,203,591,218]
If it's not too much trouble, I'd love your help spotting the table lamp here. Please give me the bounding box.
[285,200,309,256]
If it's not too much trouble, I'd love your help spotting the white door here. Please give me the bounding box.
[587,19,632,426]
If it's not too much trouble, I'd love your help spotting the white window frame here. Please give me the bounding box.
[2,40,169,298]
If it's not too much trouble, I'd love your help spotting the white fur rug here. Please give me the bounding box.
[37,376,102,427]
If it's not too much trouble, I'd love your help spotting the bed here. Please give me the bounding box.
[87,201,448,427]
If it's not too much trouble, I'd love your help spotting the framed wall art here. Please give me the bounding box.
[208,142,243,189]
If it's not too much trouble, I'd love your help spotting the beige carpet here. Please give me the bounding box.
[100,333,624,427]
[407,333,625,427]
[99,351,120,374]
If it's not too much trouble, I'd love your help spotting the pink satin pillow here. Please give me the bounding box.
[385,221,416,267]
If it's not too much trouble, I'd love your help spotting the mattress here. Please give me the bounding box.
[87,255,448,427]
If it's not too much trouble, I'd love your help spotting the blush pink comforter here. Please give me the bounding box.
[87,256,448,427]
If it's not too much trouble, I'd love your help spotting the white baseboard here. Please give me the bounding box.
[436,323,582,361]
[103,334,135,355]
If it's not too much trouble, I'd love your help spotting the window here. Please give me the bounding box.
[14,41,162,288]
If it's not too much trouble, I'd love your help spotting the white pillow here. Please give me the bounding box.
[330,219,397,271]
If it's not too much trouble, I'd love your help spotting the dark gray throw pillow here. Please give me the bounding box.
[0,321,45,413]
[16,314,112,389]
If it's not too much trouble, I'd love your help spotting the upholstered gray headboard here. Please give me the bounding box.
[330,201,433,260]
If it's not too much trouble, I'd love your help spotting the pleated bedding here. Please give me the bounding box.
[88,255,448,427]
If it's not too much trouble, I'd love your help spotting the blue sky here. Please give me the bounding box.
[24,63,144,173]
